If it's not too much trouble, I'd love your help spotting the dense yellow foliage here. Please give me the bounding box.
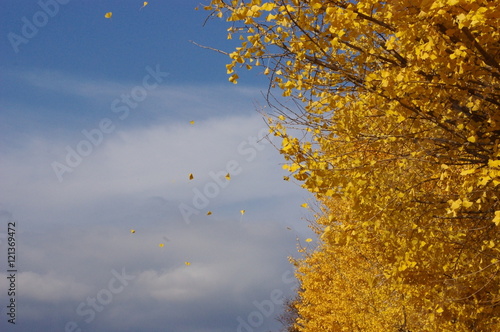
[206,0,500,330]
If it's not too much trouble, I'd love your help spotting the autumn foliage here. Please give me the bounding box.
[206,0,500,330]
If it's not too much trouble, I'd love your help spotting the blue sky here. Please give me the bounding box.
[0,1,315,332]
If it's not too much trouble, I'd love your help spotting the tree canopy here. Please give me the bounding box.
[206,0,500,330]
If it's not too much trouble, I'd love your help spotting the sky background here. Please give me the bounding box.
[0,1,315,332]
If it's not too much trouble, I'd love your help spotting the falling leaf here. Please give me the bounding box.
[305,238,313,243]
[189,120,195,125]
[159,243,165,247]
[283,176,290,181]
[104,12,112,19]
[185,261,191,266]
[189,173,194,180]
[240,210,245,215]
[225,173,231,180]
[207,211,212,215]
[301,203,309,208]
[286,227,292,230]
[130,229,136,234]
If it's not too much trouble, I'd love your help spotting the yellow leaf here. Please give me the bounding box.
[158,243,164,247]
[185,261,191,266]
[489,160,500,168]
[104,12,112,19]
[462,199,473,208]
[225,173,231,180]
[130,229,136,234]
[311,2,322,10]
[467,136,476,143]
[240,210,245,215]
[305,238,312,242]
[460,168,476,176]
[207,211,212,215]
[229,74,239,84]
[189,120,195,125]
[266,13,277,22]
[301,203,309,208]
[493,211,500,226]
[189,173,194,180]
[261,3,275,11]
[450,199,462,210]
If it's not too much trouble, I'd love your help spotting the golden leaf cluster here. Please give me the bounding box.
[207,0,500,330]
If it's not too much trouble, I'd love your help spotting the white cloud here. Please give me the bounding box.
[1,107,297,224]
[0,271,90,303]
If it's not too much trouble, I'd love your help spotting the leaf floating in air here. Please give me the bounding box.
[104,12,112,19]
[305,238,313,243]
[301,203,309,208]
[158,243,165,247]
[189,173,194,180]
[185,261,191,266]
[189,120,195,125]
[207,211,212,215]
[225,173,231,180]
[240,210,245,215]
[140,2,148,10]
[130,229,136,234]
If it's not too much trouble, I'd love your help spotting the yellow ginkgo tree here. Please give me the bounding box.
[206,0,500,331]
